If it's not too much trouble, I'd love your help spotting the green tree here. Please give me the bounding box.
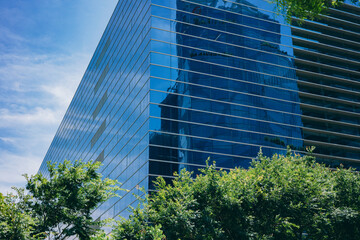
[271,0,359,22]
[0,188,39,240]
[113,149,360,240]
[328,166,360,239]
[112,206,165,240]
[25,160,120,240]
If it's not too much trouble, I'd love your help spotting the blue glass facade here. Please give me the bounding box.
[40,0,360,222]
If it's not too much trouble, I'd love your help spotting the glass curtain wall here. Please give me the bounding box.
[40,0,151,221]
[39,0,360,224]
[149,0,304,186]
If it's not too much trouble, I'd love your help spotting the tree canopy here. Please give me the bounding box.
[0,160,120,240]
[0,188,38,240]
[1,150,360,239]
[272,0,360,22]
[26,160,121,240]
[114,149,360,240]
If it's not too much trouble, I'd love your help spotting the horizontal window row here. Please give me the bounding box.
[150,102,360,137]
[150,15,360,73]
[151,15,293,56]
[151,63,360,106]
[149,87,360,125]
[150,31,360,90]
[149,75,360,115]
[149,130,360,161]
[149,117,304,147]
[295,60,359,82]
[327,7,360,25]
[152,2,284,40]
[294,48,360,73]
[291,18,360,44]
[151,5,360,61]
[291,27,360,53]
[152,103,360,141]
[150,114,360,150]
[150,75,303,105]
[293,38,360,63]
[149,115,360,148]
[295,14,360,35]
[149,144,257,170]
[150,50,359,97]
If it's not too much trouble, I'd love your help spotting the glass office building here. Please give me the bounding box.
[39,0,360,221]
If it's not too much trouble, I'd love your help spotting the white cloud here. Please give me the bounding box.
[0,51,90,193]
[0,151,40,194]
[0,137,15,144]
[0,0,118,194]
[0,107,58,127]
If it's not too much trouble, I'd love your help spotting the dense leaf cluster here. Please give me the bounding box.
[1,150,360,239]
[114,149,360,240]
[272,0,359,22]
[0,160,120,240]
[0,188,37,240]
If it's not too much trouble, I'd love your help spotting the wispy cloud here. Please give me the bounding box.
[0,107,58,127]
[0,50,90,193]
[0,151,40,194]
[0,0,117,194]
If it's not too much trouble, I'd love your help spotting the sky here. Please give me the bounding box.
[0,0,118,194]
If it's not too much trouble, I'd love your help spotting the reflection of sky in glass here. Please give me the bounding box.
[38,0,360,224]
[150,0,360,172]
[148,0,304,174]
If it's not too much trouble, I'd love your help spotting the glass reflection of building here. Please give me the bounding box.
[39,0,360,223]
[150,0,304,179]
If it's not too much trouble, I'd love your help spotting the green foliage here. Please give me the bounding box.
[24,160,121,240]
[271,0,359,22]
[329,166,360,239]
[112,206,165,240]
[0,188,38,240]
[90,230,112,240]
[115,149,360,240]
[2,151,360,240]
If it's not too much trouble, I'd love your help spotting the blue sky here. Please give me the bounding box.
[0,0,118,193]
